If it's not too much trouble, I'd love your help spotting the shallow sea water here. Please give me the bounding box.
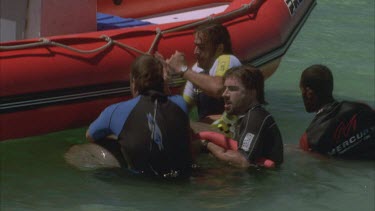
[1,0,374,210]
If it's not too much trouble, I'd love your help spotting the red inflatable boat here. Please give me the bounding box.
[0,0,316,141]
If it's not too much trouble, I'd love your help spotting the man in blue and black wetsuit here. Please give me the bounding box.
[299,64,375,159]
[86,55,193,177]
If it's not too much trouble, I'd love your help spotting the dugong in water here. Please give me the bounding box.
[64,120,221,170]
[64,143,121,170]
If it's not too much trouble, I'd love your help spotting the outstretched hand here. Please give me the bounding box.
[166,51,188,76]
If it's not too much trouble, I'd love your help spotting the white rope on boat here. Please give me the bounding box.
[0,0,256,55]
[112,40,146,55]
[148,28,162,54]
[43,35,113,54]
[0,38,50,50]
[0,35,113,53]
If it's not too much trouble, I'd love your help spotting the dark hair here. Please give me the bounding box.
[300,64,334,98]
[195,22,233,54]
[130,54,164,94]
[224,65,266,104]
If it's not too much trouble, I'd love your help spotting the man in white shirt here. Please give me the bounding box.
[167,22,241,121]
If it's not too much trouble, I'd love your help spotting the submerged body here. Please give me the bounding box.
[64,142,121,170]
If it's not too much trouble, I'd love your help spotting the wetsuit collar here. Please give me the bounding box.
[141,90,168,102]
[238,104,262,120]
[316,100,339,115]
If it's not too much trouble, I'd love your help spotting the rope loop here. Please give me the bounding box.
[39,37,50,44]
[100,35,112,42]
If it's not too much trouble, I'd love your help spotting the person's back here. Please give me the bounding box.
[301,100,375,159]
[117,91,192,176]
[299,64,375,159]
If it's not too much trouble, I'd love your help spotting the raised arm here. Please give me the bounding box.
[167,51,225,98]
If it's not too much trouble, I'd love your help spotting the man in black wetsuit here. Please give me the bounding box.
[299,64,375,159]
[202,65,284,167]
[85,55,193,177]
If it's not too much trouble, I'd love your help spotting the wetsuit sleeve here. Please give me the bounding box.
[88,104,118,141]
[88,97,141,141]
[107,96,141,137]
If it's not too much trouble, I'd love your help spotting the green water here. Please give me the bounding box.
[1,0,374,210]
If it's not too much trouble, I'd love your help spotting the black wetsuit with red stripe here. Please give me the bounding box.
[234,105,284,165]
[300,101,375,159]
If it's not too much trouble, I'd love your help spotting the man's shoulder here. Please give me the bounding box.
[321,100,375,121]
[110,96,141,113]
[216,54,240,61]
[119,96,141,106]
[339,101,374,112]
[211,54,241,76]
[249,105,271,115]
[244,106,275,123]
[215,54,241,67]
[168,95,185,106]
